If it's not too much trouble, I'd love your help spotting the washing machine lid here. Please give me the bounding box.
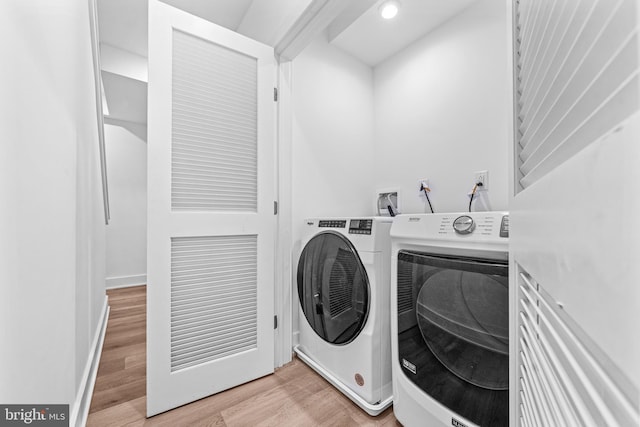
[297,231,369,345]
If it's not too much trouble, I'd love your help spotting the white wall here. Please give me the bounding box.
[290,33,376,336]
[373,0,510,214]
[288,0,509,340]
[291,33,376,236]
[0,0,106,420]
[104,123,147,288]
[75,68,108,423]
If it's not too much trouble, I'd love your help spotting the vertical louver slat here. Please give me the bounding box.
[514,0,640,190]
[520,0,565,101]
[170,235,258,372]
[520,1,636,158]
[519,0,552,93]
[519,0,541,59]
[519,0,572,120]
[517,269,639,426]
[171,29,258,211]
[520,0,599,144]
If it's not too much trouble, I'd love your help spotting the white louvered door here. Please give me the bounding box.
[511,0,639,426]
[147,0,276,416]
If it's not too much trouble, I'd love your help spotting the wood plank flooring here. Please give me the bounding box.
[88,286,400,426]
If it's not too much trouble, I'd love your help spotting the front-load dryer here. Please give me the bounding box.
[294,217,393,415]
[391,212,510,427]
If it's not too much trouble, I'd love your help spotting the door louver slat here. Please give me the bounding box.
[171,307,255,331]
[514,0,639,190]
[519,0,563,101]
[518,0,577,126]
[172,284,257,297]
[171,29,258,211]
[517,270,638,426]
[171,309,256,332]
[170,235,258,372]
[171,275,257,289]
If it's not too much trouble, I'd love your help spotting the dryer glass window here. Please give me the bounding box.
[297,232,369,345]
[397,250,509,426]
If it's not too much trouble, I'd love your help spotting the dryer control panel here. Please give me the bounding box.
[391,212,508,250]
[349,219,373,235]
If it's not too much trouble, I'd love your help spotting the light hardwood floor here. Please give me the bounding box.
[88,286,400,426]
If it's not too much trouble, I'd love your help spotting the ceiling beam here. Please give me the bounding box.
[275,0,357,61]
[327,0,377,43]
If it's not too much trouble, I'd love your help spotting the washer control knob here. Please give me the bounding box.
[453,215,475,234]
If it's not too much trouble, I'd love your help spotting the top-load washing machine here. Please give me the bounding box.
[390,212,510,427]
[294,217,393,415]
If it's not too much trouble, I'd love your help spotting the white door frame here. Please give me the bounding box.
[274,60,294,368]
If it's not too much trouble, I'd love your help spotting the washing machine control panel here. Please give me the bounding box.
[349,219,373,235]
[318,220,346,228]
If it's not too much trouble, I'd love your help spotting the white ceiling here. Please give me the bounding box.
[161,0,254,30]
[98,0,149,57]
[97,0,478,125]
[98,0,478,66]
[97,0,309,57]
[330,0,479,67]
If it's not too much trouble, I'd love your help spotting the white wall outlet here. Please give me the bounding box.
[418,178,430,192]
[474,170,488,190]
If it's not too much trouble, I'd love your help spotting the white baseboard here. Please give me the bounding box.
[70,297,110,427]
[106,274,146,289]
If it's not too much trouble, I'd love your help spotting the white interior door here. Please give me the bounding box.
[147,0,276,416]
[510,0,639,425]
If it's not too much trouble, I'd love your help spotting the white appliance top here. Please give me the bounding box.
[391,212,509,250]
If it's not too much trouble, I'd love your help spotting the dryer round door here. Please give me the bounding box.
[297,231,370,345]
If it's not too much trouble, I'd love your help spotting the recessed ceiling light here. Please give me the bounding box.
[379,0,400,19]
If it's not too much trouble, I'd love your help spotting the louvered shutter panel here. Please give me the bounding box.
[172,30,258,211]
[513,0,640,425]
[517,270,638,426]
[170,235,258,372]
[514,0,639,190]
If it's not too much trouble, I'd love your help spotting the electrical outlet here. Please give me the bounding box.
[474,170,489,190]
[417,178,430,192]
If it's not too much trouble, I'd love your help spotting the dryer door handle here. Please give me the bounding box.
[315,302,324,315]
